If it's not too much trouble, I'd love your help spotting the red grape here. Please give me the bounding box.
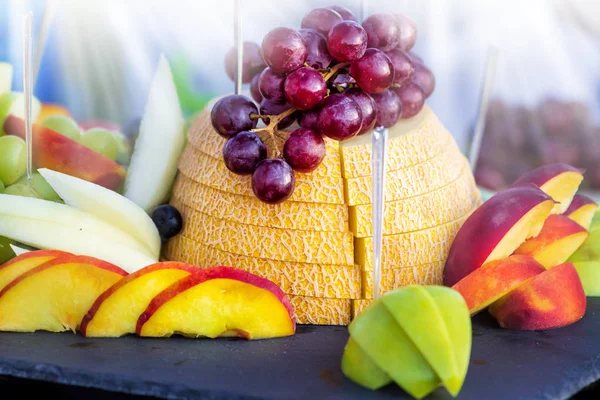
[318,93,363,141]
[371,89,402,128]
[222,131,267,175]
[250,72,263,103]
[350,48,395,94]
[393,82,424,119]
[284,67,327,110]
[283,128,326,172]
[298,108,321,131]
[259,67,286,104]
[327,21,368,62]
[301,8,343,36]
[211,95,258,138]
[344,88,376,135]
[224,42,266,83]
[260,99,296,130]
[252,159,296,204]
[409,51,424,65]
[394,14,418,51]
[413,63,435,98]
[361,13,400,51]
[385,48,414,86]
[328,5,357,22]
[299,29,332,70]
[261,27,308,75]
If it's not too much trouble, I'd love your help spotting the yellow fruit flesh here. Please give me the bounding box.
[289,295,352,325]
[0,255,57,292]
[531,233,589,269]
[568,204,598,230]
[362,263,444,298]
[541,172,584,214]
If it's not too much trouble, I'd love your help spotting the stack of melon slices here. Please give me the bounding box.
[164,103,481,325]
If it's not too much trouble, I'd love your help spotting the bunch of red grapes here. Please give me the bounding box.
[211,5,436,204]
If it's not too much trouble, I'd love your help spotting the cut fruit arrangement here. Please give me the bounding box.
[164,6,481,325]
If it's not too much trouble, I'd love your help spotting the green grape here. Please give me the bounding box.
[110,130,131,164]
[0,179,5,193]
[3,183,42,198]
[0,135,26,185]
[16,172,61,201]
[40,115,82,142]
[0,236,15,265]
[82,128,119,161]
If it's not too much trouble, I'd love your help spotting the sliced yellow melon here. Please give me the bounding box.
[349,165,480,237]
[344,142,464,206]
[352,299,371,319]
[164,235,361,299]
[361,262,444,298]
[289,295,352,326]
[178,146,345,205]
[171,174,348,232]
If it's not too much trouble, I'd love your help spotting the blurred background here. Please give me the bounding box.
[1,0,599,192]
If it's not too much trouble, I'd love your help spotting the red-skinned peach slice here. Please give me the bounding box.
[452,255,545,314]
[514,215,589,269]
[564,194,598,230]
[489,262,586,330]
[512,163,584,214]
[0,255,127,332]
[137,266,295,339]
[443,185,555,286]
[0,249,69,292]
[81,262,199,337]
[3,115,126,190]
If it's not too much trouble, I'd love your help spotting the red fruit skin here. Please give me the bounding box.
[512,163,585,188]
[283,128,326,173]
[564,194,597,215]
[224,42,266,83]
[301,8,343,36]
[317,94,363,141]
[284,67,327,110]
[385,48,415,86]
[350,49,395,94]
[361,13,401,51]
[326,21,368,62]
[393,82,425,119]
[261,27,308,75]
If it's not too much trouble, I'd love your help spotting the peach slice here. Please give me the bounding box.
[452,255,545,314]
[0,249,69,292]
[564,194,598,230]
[514,215,589,269]
[489,262,586,331]
[81,262,199,337]
[3,115,126,191]
[443,185,554,286]
[137,266,295,339]
[0,255,127,332]
[512,163,584,214]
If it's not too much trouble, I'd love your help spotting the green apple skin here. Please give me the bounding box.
[0,235,15,265]
[381,286,460,396]
[16,173,61,201]
[40,115,82,142]
[341,338,391,390]
[423,286,472,395]
[0,179,4,193]
[569,228,600,263]
[3,183,42,198]
[348,301,440,399]
[574,261,600,296]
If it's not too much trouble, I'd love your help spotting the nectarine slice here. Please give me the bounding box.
[0,255,127,332]
[443,185,554,286]
[137,266,295,339]
[0,249,68,292]
[512,163,584,214]
[452,255,545,314]
[564,194,598,230]
[81,262,199,337]
[514,215,589,269]
[489,262,586,331]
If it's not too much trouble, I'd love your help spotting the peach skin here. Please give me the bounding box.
[443,185,555,286]
[489,262,586,331]
[0,249,69,292]
[564,194,598,230]
[514,215,589,269]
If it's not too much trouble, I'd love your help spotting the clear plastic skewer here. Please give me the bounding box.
[371,126,388,300]
[22,12,34,185]
[233,0,243,94]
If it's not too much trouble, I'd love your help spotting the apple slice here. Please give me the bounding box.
[341,338,392,390]
[452,255,545,314]
[137,266,295,339]
[0,63,12,95]
[512,163,584,214]
[573,261,600,296]
[564,194,598,230]
[124,54,186,213]
[0,92,41,135]
[3,115,126,191]
[443,185,555,286]
[39,168,161,258]
[489,262,586,331]
[569,221,600,263]
[0,250,68,292]
[81,262,199,337]
[0,255,127,332]
[514,215,589,269]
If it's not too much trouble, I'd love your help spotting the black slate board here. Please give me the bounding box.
[1,299,600,400]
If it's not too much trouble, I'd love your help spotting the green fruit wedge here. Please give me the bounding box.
[348,300,440,399]
[341,338,391,390]
[40,115,82,142]
[569,227,600,263]
[0,92,41,135]
[0,236,15,265]
[16,173,61,201]
[423,286,472,395]
[0,179,4,193]
[573,261,600,296]
[3,183,41,198]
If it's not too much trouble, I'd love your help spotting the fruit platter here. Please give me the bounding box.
[1,3,600,399]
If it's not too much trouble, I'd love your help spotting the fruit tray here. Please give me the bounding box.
[1,299,600,400]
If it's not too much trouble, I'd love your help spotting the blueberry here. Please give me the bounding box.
[151,205,183,242]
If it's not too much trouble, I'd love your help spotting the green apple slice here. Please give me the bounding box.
[573,261,600,296]
[569,227,600,263]
[341,338,391,390]
[381,285,460,396]
[0,63,13,96]
[0,92,41,135]
[348,301,440,399]
[423,286,472,395]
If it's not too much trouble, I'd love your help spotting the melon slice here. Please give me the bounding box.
[124,54,186,213]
